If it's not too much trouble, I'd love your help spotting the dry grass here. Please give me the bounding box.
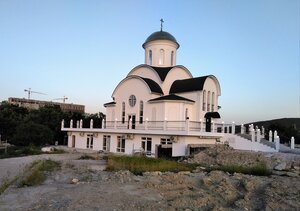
[106,155,197,175]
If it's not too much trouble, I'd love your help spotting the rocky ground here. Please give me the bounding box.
[0,146,300,210]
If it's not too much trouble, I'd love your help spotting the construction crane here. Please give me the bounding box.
[53,96,68,103]
[24,88,46,99]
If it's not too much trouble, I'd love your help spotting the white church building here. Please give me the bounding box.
[62,24,277,157]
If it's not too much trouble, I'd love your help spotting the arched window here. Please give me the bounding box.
[159,49,164,65]
[122,102,125,123]
[139,101,144,124]
[171,51,174,66]
[207,91,211,112]
[212,92,215,112]
[149,50,152,65]
[202,90,206,111]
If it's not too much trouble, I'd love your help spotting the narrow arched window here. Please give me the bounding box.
[139,101,144,124]
[171,51,174,66]
[159,49,164,65]
[122,102,125,123]
[207,91,211,112]
[149,50,152,65]
[202,90,206,111]
[212,92,215,112]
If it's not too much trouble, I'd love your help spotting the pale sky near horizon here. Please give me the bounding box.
[0,0,299,124]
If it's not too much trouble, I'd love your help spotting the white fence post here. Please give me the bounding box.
[275,136,280,152]
[251,129,255,142]
[222,122,225,133]
[114,118,117,129]
[90,119,93,129]
[164,118,167,131]
[241,124,244,134]
[80,119,83,128]
[269,130,272,142]
[61,120,64,129]
[102,119,105,129]
[256,129,261,142]
[291,137,295,149]
[145,118,148,130]
[76,120,79,128]
[232,122,235,134]
[274,130,278,140]
[70,119,73,129]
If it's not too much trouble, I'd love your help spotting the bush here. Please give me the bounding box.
[0,145,42,159]
[19,159,60,187]
[106,155,197,175]
[207,162,271,176]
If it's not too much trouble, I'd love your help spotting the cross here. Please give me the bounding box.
[160,18,164,31]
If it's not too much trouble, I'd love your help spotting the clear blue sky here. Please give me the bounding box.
[0,0,299,124]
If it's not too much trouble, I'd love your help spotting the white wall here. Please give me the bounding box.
[144,40,178,67]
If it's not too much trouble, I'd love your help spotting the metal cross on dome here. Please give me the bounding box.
[160,18,164,31]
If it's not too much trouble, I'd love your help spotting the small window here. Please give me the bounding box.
[212,92,215,112]
[117,136,125,152]
[159,49,164,65]
[122,102,125,123]
[139,101,143,124]
[207,91,210,112]
[149,50,152,65]
[161,138,172,145]
[202,90,206,111]
[129,95,136,107]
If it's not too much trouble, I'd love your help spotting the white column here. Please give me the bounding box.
[185,118,190,131]
[251,129,255,142]
[212,120,215,133]
[90,119,93,129]
[275,136,280,152]
[232,122,235,134]
[70,119,73,129]
[114,118,117,129]
[102,119,105,129]
[241,124,244,134]
[80,119,83,128]
[61,120,64,129]
[76,120,79,128]
[222,121,225,133]
[200,119,203,132]
[256,129,261,142]
[145,118,148,130]
[269,130,272,142]
[291,137,295,149]
[274,130,278,139]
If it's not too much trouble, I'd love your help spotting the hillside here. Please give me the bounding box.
[246,118,300,130]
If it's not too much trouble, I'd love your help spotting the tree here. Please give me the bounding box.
[11,121,54,146]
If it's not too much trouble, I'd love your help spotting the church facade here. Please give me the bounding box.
[61,25,277,156]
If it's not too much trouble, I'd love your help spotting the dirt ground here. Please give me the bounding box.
[0,147,300,210]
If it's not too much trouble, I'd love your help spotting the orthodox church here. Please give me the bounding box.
[62,22,276,156]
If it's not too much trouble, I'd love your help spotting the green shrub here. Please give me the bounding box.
[106,155,197,175]
[207,162,271,176]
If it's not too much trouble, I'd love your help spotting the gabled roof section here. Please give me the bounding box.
[169,75,221,95]
[149,94,195,103]
[140,77,163,94]
[112,75,163,97]
[150,66,173,81]
[104,102,116,107]
[127,64,193,82]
